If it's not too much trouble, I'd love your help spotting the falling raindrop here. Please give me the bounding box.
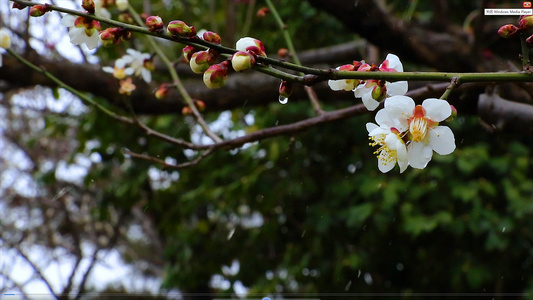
[502,227,506,233]
[279,96,288,104]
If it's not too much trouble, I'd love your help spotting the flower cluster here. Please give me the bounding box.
[328,54,408,111]
[366,95,456,173]
[102,49,153,95]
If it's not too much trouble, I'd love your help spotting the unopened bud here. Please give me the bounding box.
[29,4,52,17]
[182,45,198,63]
[116,0,129,11]
[520,15,533,30]
[195,100,206,111]
[202,31,221,44]
[0,29,12,49]
[498,24,519,38]
[99,27,121,46]
[118,13,134,24]
[146,16,164,32]
[167,20,196,37]
[143,58,155,72]
[203,61,229,89]
[371,81,387,101]
[235,37,266,57]
[190,50,216,74]
[257,7,270,18]
[352,61,363,69]
[279,80,292,98]
[182,107,193,115]
[155,85,169,99]
[231,51,255,72]
[446,105,458,121]
[277,48,289,58]
[82,0,95,14]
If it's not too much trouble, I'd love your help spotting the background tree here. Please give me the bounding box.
[1,0,533,298]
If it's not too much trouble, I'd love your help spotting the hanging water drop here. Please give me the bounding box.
[279,95,288,104]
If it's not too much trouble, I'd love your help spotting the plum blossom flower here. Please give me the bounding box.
[354,53,408,111]
[366,122,408,173]
[119,78,136,95]
[102,57,134,80]
[0,28,11,67]
[235,37,266,57]
[121,49,153,83]
[382,95,456,169]
[61,14,101,50]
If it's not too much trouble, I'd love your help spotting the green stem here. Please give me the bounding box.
[127,6,223,143]
[264,0,302,68]
[520,32,531,72]
[440,77,458,100]
[6,48,133,124]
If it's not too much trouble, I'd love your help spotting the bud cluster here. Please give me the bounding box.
[498,15,533,46]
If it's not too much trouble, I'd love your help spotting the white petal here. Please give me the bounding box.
[68,27,86,45]
[375,108,394,128]
[422,98,452,122]
[384,95,414,129]
[61,14,76,27]
[361,92,380,111]
[378,155,396,173]
[368,126,389,137]
[366,122,379,134]
[328,79,355,91]
[124,67,135,76]
[0,54,2,67]
[141,69,151,83]
[386,80,408,96]
[85,34,100,50]
[102,66,114,73]
[383,53,403,72]
[235,37,255,51]
[396,143,409,173]
[408,142,433,169]
[353,85,370,98]
[429,126,456,155]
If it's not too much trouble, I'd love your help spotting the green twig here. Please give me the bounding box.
[520,32,531,72]
[440,77,459,100]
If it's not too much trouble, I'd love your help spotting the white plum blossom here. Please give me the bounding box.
[116,0,129,11]
[0,28,12,67]
[381,95,456,169]
[121,49,153,83]
[102,57,134,80]
[61,14,101,50]
[366,122,408,173]
[354,53,408,111]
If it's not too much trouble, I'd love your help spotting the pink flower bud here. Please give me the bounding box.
[118,13,134,24]
[99,27,122,46]
[29,4,52,17]
[277,48,289,58]
[190,50,216,74]
[231,51,256,72]
[155,85,169,99]
[235,37,266,57]
[195,100,206,111]
[520,15,533,30]
[203,61,229,89]
[279,80,292,98]
[182,45,198,63]
[257,7,270,18]
[498,24,519,38]
[146,16,164,32]
[202,31,221,44]
[82,0,95,14]
[167,20,196,37]
[182,107,193,115]
[445,104,457,121]
[338,64,356,72]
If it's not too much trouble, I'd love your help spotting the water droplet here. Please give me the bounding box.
[345,280,352,291]
[357,269,361,278]
[279,96,288,104]
[502,227,506,232]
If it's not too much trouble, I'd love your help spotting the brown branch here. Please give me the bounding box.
[123,148,215,169]
[478,91,533,133]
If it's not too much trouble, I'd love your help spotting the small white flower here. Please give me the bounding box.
[121,49,152,83]
[328,65,358,91]
[354,53,408,111]
[61,14,101,50]
[102,57,134,80]
[366,122,408,173]
[383,95,456,169]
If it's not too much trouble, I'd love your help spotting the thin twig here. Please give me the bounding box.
[123,148,215,169]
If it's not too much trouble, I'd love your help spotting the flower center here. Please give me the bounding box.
[409,117,428,142]
[369,134,397,165]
